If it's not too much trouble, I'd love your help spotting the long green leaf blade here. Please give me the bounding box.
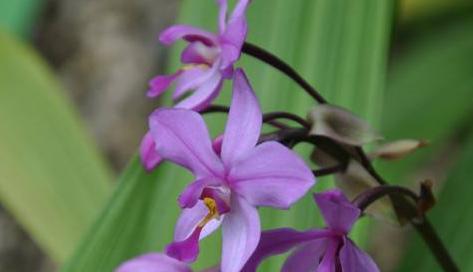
[0,29,112,262]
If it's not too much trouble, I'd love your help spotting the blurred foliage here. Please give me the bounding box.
[385,15,473,271]
[62,0,392,271]
[0,29,112,262]
[0,0,43,38]
[380,14,473,184]
[400,0,473,23]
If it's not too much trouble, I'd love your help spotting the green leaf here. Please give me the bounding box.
[63,1,393,271]
[0,0,43,38]
[0,29,112,262]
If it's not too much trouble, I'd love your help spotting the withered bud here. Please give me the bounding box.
[417,179,436,216]
[307,104,382,146]
[370,139,429,160]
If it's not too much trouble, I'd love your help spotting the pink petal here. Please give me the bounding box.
[230,141,315,209]
[316,238,339,272]
[147,72,180,98]
[178,178,208,209]
[166,226,202,263]
[314,189,360,233]
[221,196,260,272]
[221,69,261,167]
[115,253,191,272]
[181,42,219,65]
[159,25,218,46]
[228,0,251,23]
[339,238,380,272]
[149,108,224,178]
[173,65,217,102]
[218,0,250,69]
[217,0,228,34]
[243,228,332,272]
[174,70,223,111]
[212,134,224,156]
[139,131,162,171]
[174,201,222,242]
[281,239,329,272]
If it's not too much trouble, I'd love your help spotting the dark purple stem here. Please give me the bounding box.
[242,42,327,104]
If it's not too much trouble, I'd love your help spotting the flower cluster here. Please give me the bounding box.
[116,1,396,271]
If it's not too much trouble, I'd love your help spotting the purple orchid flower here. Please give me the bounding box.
[242,189,380,272]
[115,252,219,272]
[140,0,250,171]
[148,69,315,272]
[148,0,250,110]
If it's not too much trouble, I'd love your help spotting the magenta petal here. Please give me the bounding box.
[174,201,222,242]
[228,0,251,23]
[242,228,332,272]
[221,69,261,166]
[173,65,216,101]
[147,72,180,98]
[212,134,224,156]
[115,253,191,272]
[181,42,219,65]
[340,238,380,272]
[159,25,218,46]
[174,71,223,111]
[281,239,329,272]
[166,227,202,263]
[314,189,361,233]
[149,108,224,177]
[217,0,228,33]
[316,238,339,272]
[139,131,162,171]
[178,179,208,209]
[230,141,315,209]
[221,196,260,272]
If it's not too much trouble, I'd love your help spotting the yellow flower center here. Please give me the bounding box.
[198,197,220,228]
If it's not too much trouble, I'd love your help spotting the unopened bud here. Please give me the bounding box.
[370,139,428,160]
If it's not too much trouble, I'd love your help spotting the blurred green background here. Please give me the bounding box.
[0,0,472,271]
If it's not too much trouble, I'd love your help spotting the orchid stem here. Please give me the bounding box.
[203,105,309,129]
[242,42,327,104]
[313,164,346,177]
[244,41,460,269]
[352,185,419,212]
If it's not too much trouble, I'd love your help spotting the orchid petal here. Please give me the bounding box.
[115,253,191,272]
[230,141,315,209]
[281,239,329,272]
[178,179,207,209]
[340,238,380,272]
[159,25,218,46]
[212,134,224,156]
[221,69,261,166]
[174,70,223,111]
[147,72,180,98]
[139,131,162,171]
[173,64,217,102]
[166,226,202,263]
[221,196,260,272]
[316,238,339,272]
[149,108,223,177]
[174,201,222,242]
[181,42,219,65]
[314,190,360,233]
[243,228,331,272]
[217,0,228,34]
